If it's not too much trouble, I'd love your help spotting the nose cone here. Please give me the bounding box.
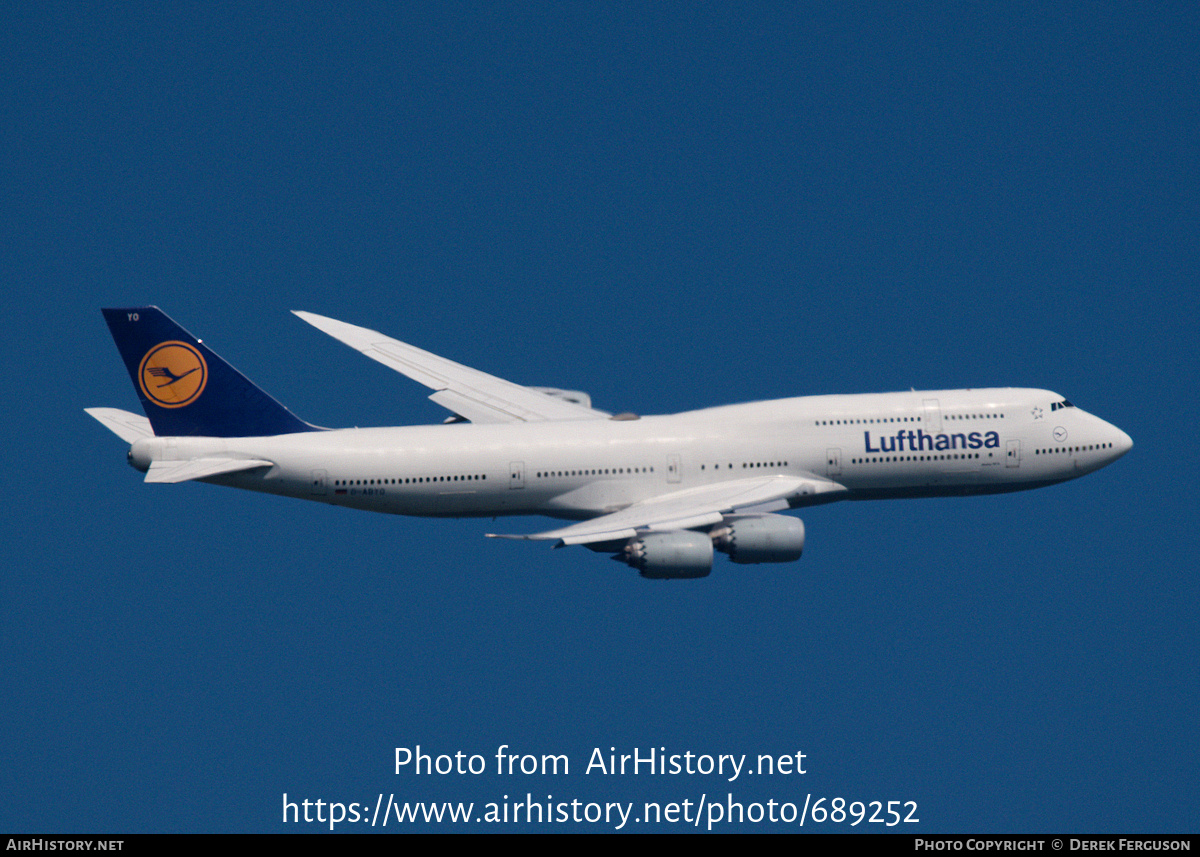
[1098,418,1133,464]
[1112,426,1133,459]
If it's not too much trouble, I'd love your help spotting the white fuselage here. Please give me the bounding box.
[127,388,1132,521]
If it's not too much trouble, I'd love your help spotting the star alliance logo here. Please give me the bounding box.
[1031,406,1044,420]
[138,341,207,408]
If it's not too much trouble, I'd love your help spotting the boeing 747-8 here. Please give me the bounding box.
[87,308,1132,578]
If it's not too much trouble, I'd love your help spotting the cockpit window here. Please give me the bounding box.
[1050,399,1075,411]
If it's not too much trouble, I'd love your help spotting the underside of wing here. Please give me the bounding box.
[489,473,847,545]
[293,311,609,423]
[144,458,274,484]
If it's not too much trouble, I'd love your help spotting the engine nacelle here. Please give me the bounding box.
[711,514,805,564]
[619,531,713,579]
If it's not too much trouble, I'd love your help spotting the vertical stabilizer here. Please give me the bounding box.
[101,307,320,437]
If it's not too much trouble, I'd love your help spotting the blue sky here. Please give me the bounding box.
[2,3,1196,832]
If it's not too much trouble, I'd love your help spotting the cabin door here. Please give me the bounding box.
[826,448,842,478]
[923,399,942,433]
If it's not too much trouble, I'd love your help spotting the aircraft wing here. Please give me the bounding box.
[144,458,274,484]
[489,473,847,545]
[293,311,608,423]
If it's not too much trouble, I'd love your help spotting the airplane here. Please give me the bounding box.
[87,307,1132,578]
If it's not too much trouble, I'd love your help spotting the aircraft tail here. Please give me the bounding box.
[101,307,320,437]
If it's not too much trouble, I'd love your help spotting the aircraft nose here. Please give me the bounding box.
[1114,427,1133,457]
[1103,421,1133,461]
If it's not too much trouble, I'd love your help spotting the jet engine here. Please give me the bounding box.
[617,531,713,579]
[710,514,805,564]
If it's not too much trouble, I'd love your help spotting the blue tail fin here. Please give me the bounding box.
[101,307,320,437]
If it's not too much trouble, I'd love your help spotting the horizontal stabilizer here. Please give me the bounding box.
[85,407,154,443]
[489,473,847,545]
[293,311,608,423]
[145,458,274,484]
